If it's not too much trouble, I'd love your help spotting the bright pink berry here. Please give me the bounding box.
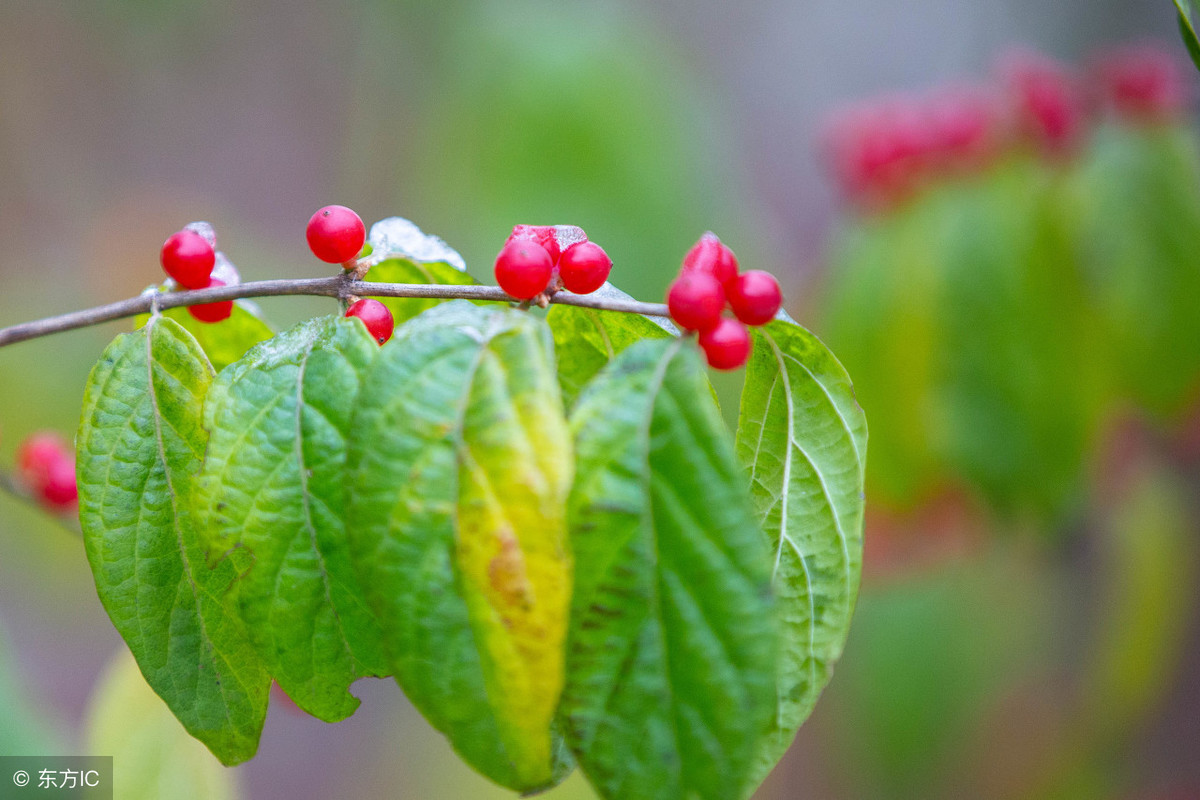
[728,270,782,326]
[306,205,366,264]
[160,229,216,289]
[558,242,612,294]
[345,298,395,345]
[667,272,725,332]
[508,224,563,265]
[698,318,752,371]
[1097,46,1187,123]
[494,239,554,300]
[682,233,738,289]
[187,278,234,323]
[16,432,77,509]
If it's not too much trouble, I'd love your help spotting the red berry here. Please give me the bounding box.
[728,270,782,326]
[345,298,395,345]
[1097,46,1187,123]
[698,318,752,370]
[508,225,562,264]
[682,233,738,288]
[160,229,216,289]
[41,458,78,507]
[16,432,77,509]
[558,242,612,294]
[494,239,554,300]
[187,278,234,323]
[666,272,725,332]
[998,50,1084,154]
[306,205,366,264]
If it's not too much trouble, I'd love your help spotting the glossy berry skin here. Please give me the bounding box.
[187,278,234,323]
[345,298,395,345]
[728,270,782,326]
[698,317,752,371]
[494,239,554,300]
[558,241,612,294]
[307,205,366,264]
[666,271,725,332]
[682,233,738,289]
[16,432,77,509]
[508,224,562,264]
[160,229,216,289]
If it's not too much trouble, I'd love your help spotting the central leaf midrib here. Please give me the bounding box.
[292,338,357,682]
[143,318,239,733]
[447,323,524,777]
[634,337,687,791]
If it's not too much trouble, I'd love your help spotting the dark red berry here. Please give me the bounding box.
[698,318,752,370]
[187,278,234,323]
[682,233,738,289]
[16,432,77,509]
[558,242,612,295]
[495,239,554,300]
[345,298,395,345]
[728,270,782,326]
[508,225,562,265]
[667,271,725,332]
[160,229,216,289]
[307,205,366,264]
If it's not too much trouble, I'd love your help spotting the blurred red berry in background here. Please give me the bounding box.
[1096,45,1188,124]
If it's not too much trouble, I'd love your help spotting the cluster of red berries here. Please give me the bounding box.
[666,233,781,371]
[826,44,1188,207]
[159,225,234,323]
[493,225,613,300]
[14,432,77,511]
[302,205,395,346]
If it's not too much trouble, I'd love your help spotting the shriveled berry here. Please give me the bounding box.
[682,233,738,289]
[345,298,395,345]
[698,318,752,370]
[666,271,725,332]
[160,229,216,289]
[558,241,612,294]
[187,278,234,323]
[307,205,366,264]
[16,432,77,509]
[728,270,782,326]
[495,239,554,300]
[508,224,562,264]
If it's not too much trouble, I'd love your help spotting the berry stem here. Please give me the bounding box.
[0,273,671,348]
[0,468,81,535]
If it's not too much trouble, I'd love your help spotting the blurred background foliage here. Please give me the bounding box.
[0,1,1198,799]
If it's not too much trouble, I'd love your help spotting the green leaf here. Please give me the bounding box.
[561,337,776,800]
[195,316,389,722]
[77,316,270,766]
[346,301,573,792]
[1177,0,1200,73]
[547,284,676,409]
[735,316,867,791]
[136,301,274,373]
[362,216,477,324]
[86,649,244,800]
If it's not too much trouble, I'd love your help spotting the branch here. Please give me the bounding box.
[0,274,672,348]
[0,469,80,536]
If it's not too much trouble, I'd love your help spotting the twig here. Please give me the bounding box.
[0,274,671,348]
[0,470,81,536]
